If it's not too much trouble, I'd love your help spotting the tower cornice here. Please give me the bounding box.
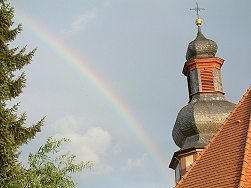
[183,57,224,76]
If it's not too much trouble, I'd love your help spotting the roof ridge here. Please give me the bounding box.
[239,113,251,188]
[174,87,251,188]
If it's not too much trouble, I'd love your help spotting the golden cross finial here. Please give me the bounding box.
[190,2,205,26]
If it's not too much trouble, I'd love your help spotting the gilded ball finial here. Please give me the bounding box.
[196,18,202,26]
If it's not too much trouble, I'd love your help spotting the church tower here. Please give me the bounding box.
[169,4,235,183]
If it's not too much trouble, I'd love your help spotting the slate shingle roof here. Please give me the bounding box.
[175,87,251,188]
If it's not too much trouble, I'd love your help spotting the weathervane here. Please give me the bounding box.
[190,2,205,26]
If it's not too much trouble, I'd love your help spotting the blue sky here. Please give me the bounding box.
[9,0,251,187]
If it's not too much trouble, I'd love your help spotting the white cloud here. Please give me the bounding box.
[52,115,112,165]
[121,154,148,171]
[61,8,97,36]
[92,164,113,176]
[112,143,123,155]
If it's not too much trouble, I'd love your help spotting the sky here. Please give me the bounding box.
[8,0,251,187]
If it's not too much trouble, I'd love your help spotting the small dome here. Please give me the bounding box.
[186,27,218,61]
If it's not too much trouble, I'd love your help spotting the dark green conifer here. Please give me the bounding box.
[0,0,44,185]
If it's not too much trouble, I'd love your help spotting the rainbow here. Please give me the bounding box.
[15,10,171,182]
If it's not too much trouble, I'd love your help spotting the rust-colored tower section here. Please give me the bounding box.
[183,57,225,101]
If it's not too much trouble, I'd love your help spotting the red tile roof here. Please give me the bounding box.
[175,87,251,188]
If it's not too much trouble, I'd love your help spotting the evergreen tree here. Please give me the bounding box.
[0,0,44,185]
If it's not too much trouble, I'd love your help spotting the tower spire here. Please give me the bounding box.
[169,3,235,184]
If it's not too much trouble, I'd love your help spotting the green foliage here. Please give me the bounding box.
[0,1,93,187]
[18,137,93,188]
[0,0,44,185]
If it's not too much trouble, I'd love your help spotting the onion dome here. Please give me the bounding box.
[172,93,235,150]
[186,26,218,61]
